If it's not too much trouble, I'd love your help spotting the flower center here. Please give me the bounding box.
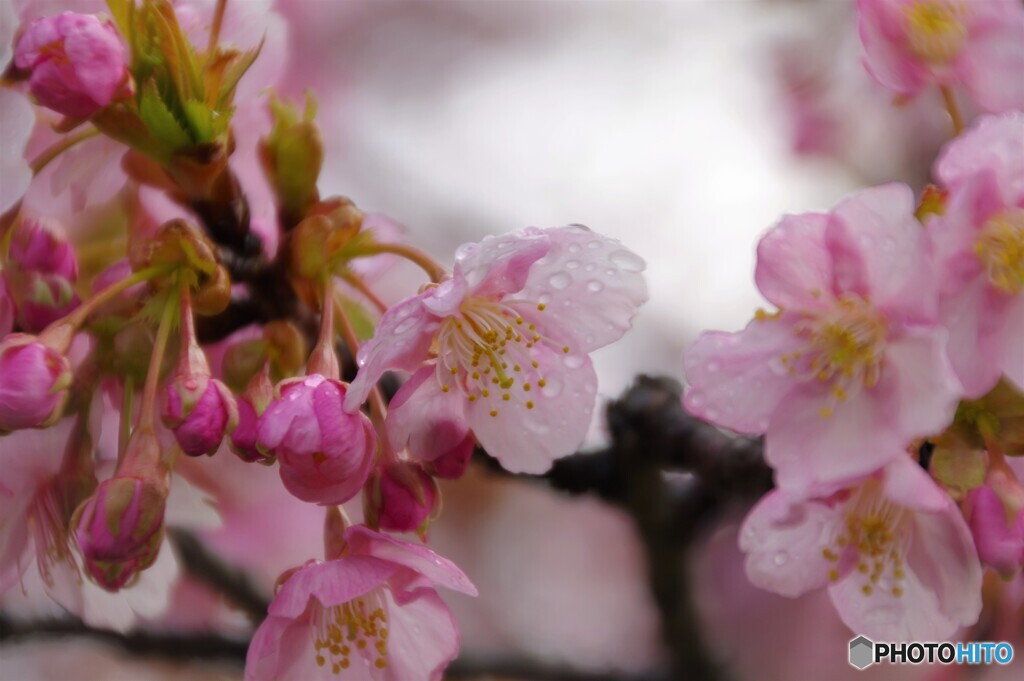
[435,297,568,416]
[313,590,389,674]
[822,481,911,598]
[904,0,968,63]
[780,294,888,417]
[975,209,1024,295]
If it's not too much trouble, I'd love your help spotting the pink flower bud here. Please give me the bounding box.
[163,378,237,456]
[964,484,1024,577]
[375,462,438,534]
[72,471,166,592]
[7,217,78,280]
[429,434,475,480]
[0,334,72,432]
[230,368,274,463]
[14,12,128,118]
[4,217,80,331]
[257,375,376,505]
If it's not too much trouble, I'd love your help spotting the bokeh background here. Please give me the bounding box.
[1,1,970,680]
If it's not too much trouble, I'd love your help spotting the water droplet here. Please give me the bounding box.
[882,235,897,251]
[605,268,617,277]
[548,272,572,290]
[705,360,720,373]
[587,280,604,293]
[608,249,644,272]
[565,259,580,270]
[584,334,594,345]
[584,263,596,272]
[538,293,552,305]
[541,376,563,398]
[568,243,581,254]
[567,224,590,234]
[686,392,704,409]
[773,552,788,566]
[587,240,602,250]
[563,354,585,369]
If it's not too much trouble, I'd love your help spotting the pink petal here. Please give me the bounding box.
[508,225,648,353]
[386,365,469,463]
[941,275,1014,398]
[958,12,1024,113]
[63,18,125,106]
[0,89,34,214]
[453,227,550,300]
[377,587,460,681]
[966,485,1024,574]
[856,0,928,96]
[1004,295,1024,391]
[269,557,397,618]
[245,611,321,681]
[829,561,956,641]
[347,294,440,411]
[682,318,802,436]
[754,212,834,312]
[767,385,902,492]
[465,344,597,473]
[826,183,937,323]
[345,525,477,596]
[738,490,837,599]
[880,456,950,513]
[875,329,962,442]
[935,112,1024,196]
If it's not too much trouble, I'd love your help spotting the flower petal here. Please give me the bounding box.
[682,318,802,436]
[270,557,397,618]
[754,212,833,312]
[379,587,460,681]
[508,225,648,353]
[465,344,597,473]
[386,365,469,463]
[739,490,838,599]
[345,525,477,596]
[453,227,550,300]
[347,294,440,411]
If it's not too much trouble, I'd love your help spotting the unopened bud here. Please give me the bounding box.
[129,219,219,288]
[3,217,80,331]
[259,93,324,225]
[0,334,73,433]
[373,462,439,535]
[230,366,274,463]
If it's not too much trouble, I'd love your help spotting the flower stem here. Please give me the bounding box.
[66,264,173,328]
[940,85,964,136]
[119,379,134,465]
[356,242,448,283]
[340,271,389,314]
[139,286,180,431]
[307,277,340,379]
[30,127,100,175]
[333,289,394,462]
[207,0,229,53]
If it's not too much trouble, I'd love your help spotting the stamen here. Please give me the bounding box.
[975,209,1024,295]
[311,590,389,675]
[904,0,968,63]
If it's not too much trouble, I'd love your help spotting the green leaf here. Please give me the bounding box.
[182,99,215,142]
[139,82,192,151]
[216,39,264,110]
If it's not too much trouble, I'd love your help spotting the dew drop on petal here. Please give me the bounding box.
[587,280,604,293]
[773,552,788,566]
[705,360,720,373]
[587,240,602,250]
[540,376,563,398]
[548,272,572,290]
[565,259,580,270]
[562,354,585,369]
[584,263,596,272]
[608,249,644,272]
[568,243,581,254]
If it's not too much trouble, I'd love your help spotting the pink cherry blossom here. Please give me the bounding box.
[684,184,962,491]
[257,375,376,505]
[928,112,1024,397]
[964,484,1024,577]
[14,11,129,118]
[245,524,477,681]
[856,0,1024,113]
[740,457,982,641]
[346,225,648,474]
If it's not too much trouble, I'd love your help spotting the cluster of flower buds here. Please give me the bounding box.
[0,2,655,679]
[684,1,1024,640]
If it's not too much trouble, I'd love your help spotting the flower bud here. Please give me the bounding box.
[3,217,80,332]
[964,474,1024,578]
[257,375,376,505]
[259,93,324,226]
[428,434,475,480]
[373,462,438,534]
[14,12,129,118]
[230,366,274,463]
[73,474,166,591]
[0,334,73,432]
[129,219,219,288]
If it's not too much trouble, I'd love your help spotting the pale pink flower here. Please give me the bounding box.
[928,112,1024,396]
[257,375,376,505]
[0,89,34,214]
[964,484,1024,577]
[684,184,962,491]
[14,11,129,118]
[245,524,477,681]
[740,457,982,641]
[347,225,648,473]
[857,0,1024,112]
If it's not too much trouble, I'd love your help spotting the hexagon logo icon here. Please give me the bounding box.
[849,635,875,670]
